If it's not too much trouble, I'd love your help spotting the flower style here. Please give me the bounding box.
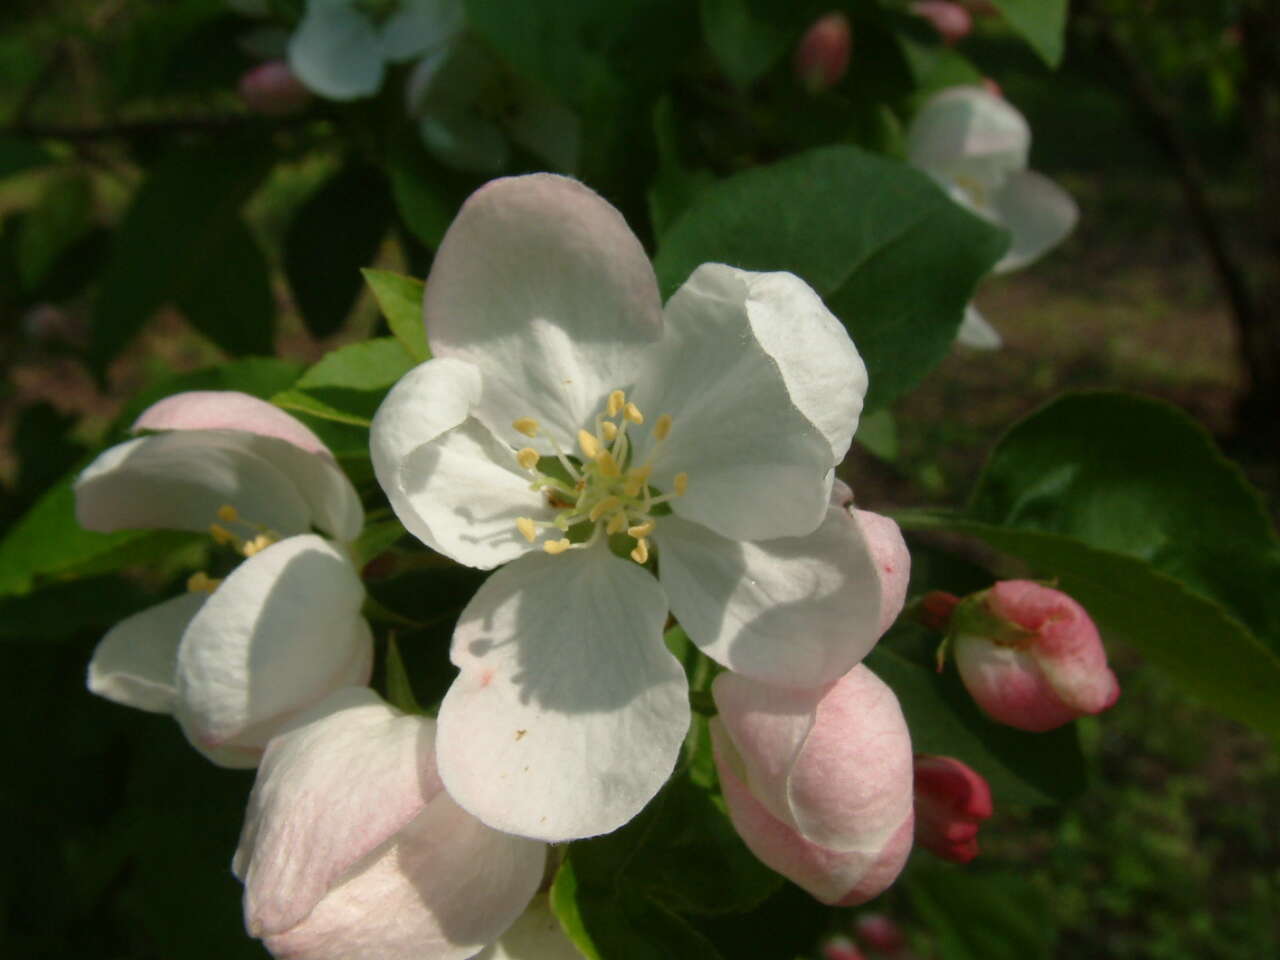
[77,390,371,767]
[912,754,992,863]
[709,666,916,905]
[906,85,1078,349]
[288,0,463,101]
[235,687,548,960]
[371,173,887,841]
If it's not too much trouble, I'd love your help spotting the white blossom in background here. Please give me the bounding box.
[236,687,548,960]
[77,390,371,768]
[371,173,888,843]
[287,0,463,101]
[906,84,1079,349]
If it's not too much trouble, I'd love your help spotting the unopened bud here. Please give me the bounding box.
[822,936,867,960]
[917,590,960,632]
[909,2,973,45]
[239,60,311,116]
[913,754,992,863]
[794,12,852,93]
[854,913,906,954]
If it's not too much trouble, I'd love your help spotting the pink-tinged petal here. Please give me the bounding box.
[237,688,444,938]
[848,509,910,638]
[794,13,852,92]
[474,894,586,960]
[854,914,906,954]
[952,634,1079,732]
[910,1,973,44]
[424,174,662,450]
[906,86,1029,192]
[711,719,914,906]
[437,543,688,841]
[87,592,205,713]
[990,169,1078,274]
[913,754,993,864]
[174,535,373,767]
[629,264,838,542]
[657,507,882,689]
[133,391,331,459]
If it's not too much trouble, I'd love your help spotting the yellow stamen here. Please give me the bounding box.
[578,429,601,460]
[596,450,621,478]
[654,414,672,441]
[589,497,621,522]
[623,402,644,425]
[606,512,628,535]
[187,571,221,594]
[241,534,273,558]
[217,504,239,524]
[630,538,650,564]
[516,517,537,542]
[600,421,618,443]
[209,523,238,546]
[513,417,539,437]
[628,520,655,539]
[607,390,626,417]
[516,447,540,471]
[673,472,689,496]
[544,538,572,555]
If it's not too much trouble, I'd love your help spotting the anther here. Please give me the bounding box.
[596,450,621,478]
[578,429,601,460]
[674,473,689,496]
[628,520,655,539]
[516,447,540,471]
[607,390,626,417]
[544,538,572,555]
[242,534,273,558]
[209,523,238,546]
[623,402,644,425]
[654,414,672,441]
[630,538,650,564]
[589,497,621,522]
[516,517,537,543]
[217,504,240,524]
[187,571,221,594]
[606,512,628,535]
[600,421,618,443]
[513,417,539,437]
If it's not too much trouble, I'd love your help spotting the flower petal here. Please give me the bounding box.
[174,535,373,767]
[237,688,443,938]
[630,264,837,541]
[133,390,331,459]
[955,303,1003,349]
[474,894,585,960]
[848,508,910,639]
[655,507,883,688]
[906,85,1029,182]
[952,637,1078,732]
[990,169,1078,273]
[87,592,205,713]
[437,544,688,841]
[288,0,384,100]
[424,174,663,449]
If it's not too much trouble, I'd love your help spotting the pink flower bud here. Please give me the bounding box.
[980,76,1002,98]
[823,936,868,960]
[849,509,910,638]
[855,912,906,954]
[913,754,992,863]
[710,665,915,906]
[952,580,1120,731]
[795,13,852,93]
[917,590,959,633]
[239,60,311,116]
[909,2,972,45]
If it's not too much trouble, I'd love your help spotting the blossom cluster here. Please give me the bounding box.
[76,171,1114,957]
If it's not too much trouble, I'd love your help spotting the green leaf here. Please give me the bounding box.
[384,634,425,714]
[16,170,94,291]
[91,138,274,368]
[698,0,791,89]
[273,338,416,427]
[647,97,716,239]
[854,408,898,461]
[352,518,407,569]
[868,628,1086,805]
[285,163,394,339]
[896,512,1280,741]
[362,268,429,362]
[967,392,1280,652]
[653,146,1007,410]
[0,136,53,181]
[386,132,476,250]
[903,859,1055,960]
[0,576,154,643]
[989,0,1068,68]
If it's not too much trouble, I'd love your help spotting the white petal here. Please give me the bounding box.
[87,592,205,713]
[288,1,384,101]
[906,85,1029,182]
[474,894,585,960]
[174,535,373,767]
[133,390,333,459]
[955,303,1003,350]
[238,688,443,938]
[379,0,463,63]
[629,264,835,542]
[263,788,545,960]
[424,175,663,450]
[656,506,882,688]
[437,544,688,842]
[990,169,1079,273]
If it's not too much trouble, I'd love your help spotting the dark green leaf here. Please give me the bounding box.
[0,576,154,642]
[16,170,94,291]
[654,146,1007,410]
[989,0,1068,67]
[699,0,792,89]
[387,132,476,250]
[175,214,276,357]
[285,163,393,339]
[362,268,429,362]
[384,634,425,714]
[0,135,52,181]
[273,337,416,427]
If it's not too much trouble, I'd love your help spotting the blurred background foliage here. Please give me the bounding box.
[1,1,1278,958]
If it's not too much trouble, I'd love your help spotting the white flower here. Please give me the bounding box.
[77,390,371,768]
[371,174,889,842]
[288,0,463,101]
[906,85,1079,349]
[235,687,549,960]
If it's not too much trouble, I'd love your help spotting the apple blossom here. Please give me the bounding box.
[239,60,312,116]
[77,390,371,767]
[795,12,852,93]
[709,666,915,906]
[371,173,889,842]
[951,580,1121,731]
[909,2,973,45]
[912,754,992,863]
[235,687,547,960]
[906,85,1078,349]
